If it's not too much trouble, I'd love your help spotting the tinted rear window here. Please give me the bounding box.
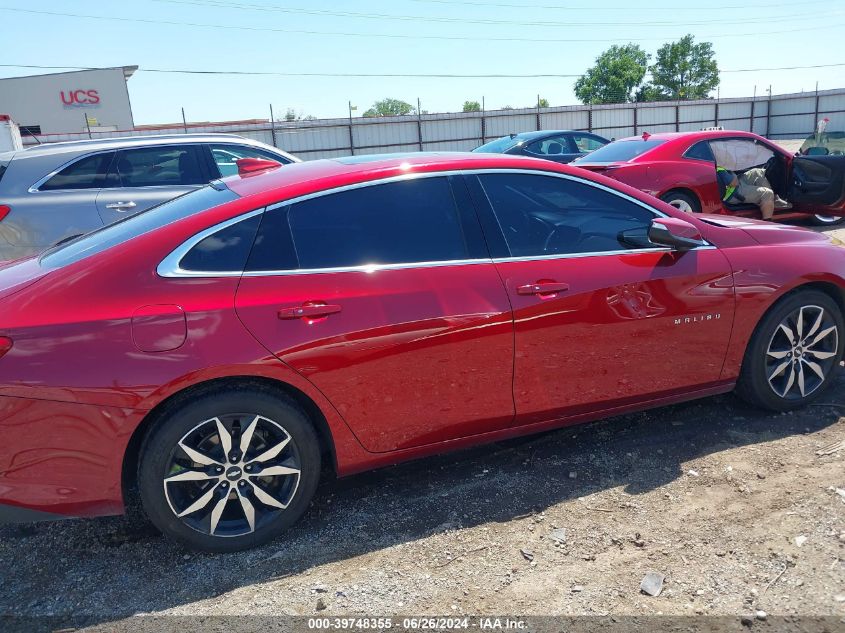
[473,136,521,153]
[573,139,665,163]
[40,185,238,269]
[39,152,115,190]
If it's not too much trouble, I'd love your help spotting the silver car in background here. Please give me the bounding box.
[0,133,298,261]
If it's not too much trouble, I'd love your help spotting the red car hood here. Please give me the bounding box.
[0,257,49,302]
[698,214,837,246]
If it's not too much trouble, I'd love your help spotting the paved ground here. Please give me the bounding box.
[0,222,843,628]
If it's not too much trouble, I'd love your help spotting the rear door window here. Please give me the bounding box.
[247,177,473,271]
[114,145,207,188]
[525,136,574,157]
[39,152,115,191]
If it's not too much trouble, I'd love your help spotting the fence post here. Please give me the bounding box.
[84,112,92,138]
[588,103,593,132]
[814,81,820,127]
[417,98,424,151]
[675,102,680,132]
[181,107,188,134]
[750,85,756,133]
[481,96,486,144]
[632,103,637,136]
[348,101,355,156]
[269,104,277,148]
[536,94,541,131]
[714,88,720,128]
[765,85,772,137]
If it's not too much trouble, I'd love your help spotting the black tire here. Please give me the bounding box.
[660,190,701,214]
[138,386,321,553]
[811,214,845,226]
[736,290,844,411]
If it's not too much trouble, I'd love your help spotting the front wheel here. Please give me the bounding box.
[660,190,701,214]
[811,214,845,226]
[736,290,843,411]
[138,387,321,552]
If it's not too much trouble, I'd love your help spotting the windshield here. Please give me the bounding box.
[473,136,522,153]
[799,131,845,156]
[40,185,239,270]
[573,139,666,163]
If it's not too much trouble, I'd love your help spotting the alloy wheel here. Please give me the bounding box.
[813,214,843,225]
[668,199,694,213]
[765,304,839,400]
[163,413,301,537]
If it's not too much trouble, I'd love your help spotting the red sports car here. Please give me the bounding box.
[572,130,845,226]
[1,153,843,551]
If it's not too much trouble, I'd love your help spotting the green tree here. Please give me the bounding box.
[462,100,481,112]
[574,44,650,104]
[283,108,298,122]
[646,34,719,100]
[363,98,415,117]
[537,97,549,108]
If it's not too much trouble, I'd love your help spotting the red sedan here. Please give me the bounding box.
[572,130,845,226]
[0,153,843,551]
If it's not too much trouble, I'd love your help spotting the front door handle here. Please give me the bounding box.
[105,201,137,211]
[278,304,342,320]
[516,282,570,296]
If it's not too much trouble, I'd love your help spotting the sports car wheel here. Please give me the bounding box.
[138,387,321,552]
[736,290,844,411]
[811,214,845,226]
[660,190,701,214]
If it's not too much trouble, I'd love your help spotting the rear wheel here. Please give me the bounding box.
[736,290,843,411]
[660,190,701,214]
[138,387,321,552]
[811,214,845,226]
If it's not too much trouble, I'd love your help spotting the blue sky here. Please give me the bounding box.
[0,0,843,124]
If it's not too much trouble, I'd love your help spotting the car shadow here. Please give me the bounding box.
[0,368,843,625]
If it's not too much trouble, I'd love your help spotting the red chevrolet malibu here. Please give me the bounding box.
[572,130,845,226]
[0,153,843,551]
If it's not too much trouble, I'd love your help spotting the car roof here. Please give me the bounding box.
[225,151,574,200]
[613,129,764,143]
[499,129,599,142]
[18,133,266,158]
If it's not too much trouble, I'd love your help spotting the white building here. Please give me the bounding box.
[0,66,136,138]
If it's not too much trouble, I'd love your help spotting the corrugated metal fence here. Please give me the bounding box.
[24,87,845,159]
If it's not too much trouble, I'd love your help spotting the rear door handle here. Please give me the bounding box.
[278,304,342,320]
[105,201,137,211]
[516,282,570,296]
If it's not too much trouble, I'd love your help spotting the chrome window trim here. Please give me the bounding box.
[158,167,711,279]
[156,208,266,278]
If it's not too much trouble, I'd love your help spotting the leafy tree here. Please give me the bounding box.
[363,98,415,117]
[283,108,298,122]
[462,100,481,112]
[646,34,719,100]
[537,97,549,108]
[574,44,650,104]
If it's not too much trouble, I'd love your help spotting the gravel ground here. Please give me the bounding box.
[1,224,844,628]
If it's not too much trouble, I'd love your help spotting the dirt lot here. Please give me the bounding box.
[0,226,843,628]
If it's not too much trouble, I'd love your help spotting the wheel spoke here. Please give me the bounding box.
[806,349,836,360]
[802,358,826,380]
[797,363,807,397]
[215,418,232,456]
[808,325,836,348]
[239,415,260,455]
[178,440,222,466]
[177,485,219,517]
[805,308,824,340]
[250,436,291,464]
[250,481,287,509]
[237,489,256,533]
[165,470,218,484]
[767,349,791,359]
[781,364,796,397]
[768,360,791,381]
[255,464,300,477]
[779,323,796,345]
[209,493,230,535]
[796,307,805,339]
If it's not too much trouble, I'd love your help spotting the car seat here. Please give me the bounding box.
[547,142,563,155]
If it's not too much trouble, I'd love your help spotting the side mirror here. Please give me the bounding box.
[648,217,707,251]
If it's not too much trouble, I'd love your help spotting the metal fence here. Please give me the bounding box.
[23,86,845,159]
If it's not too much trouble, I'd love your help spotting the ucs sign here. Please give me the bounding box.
[60,90,101,108]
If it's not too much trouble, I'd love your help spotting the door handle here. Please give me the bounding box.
[105,201,137,211]
[278,304,342,320]
[516,282,570,296]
